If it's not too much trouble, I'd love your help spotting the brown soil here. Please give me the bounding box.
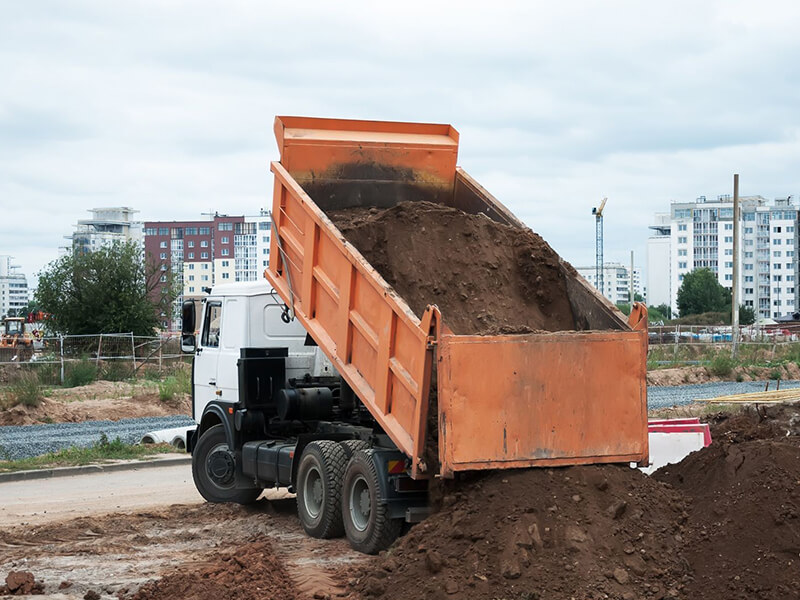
[329,202,576,335]
[0,500,365,600]
[647,362,800,386]
[350,404,800,600]
[0,380,190,426]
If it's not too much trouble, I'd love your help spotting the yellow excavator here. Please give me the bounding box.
[0,317,35,362]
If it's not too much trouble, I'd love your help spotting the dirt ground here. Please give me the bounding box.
[329,202,576,335]
[2,404,798,600]
[0,380,190,426]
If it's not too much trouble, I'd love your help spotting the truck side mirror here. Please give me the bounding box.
[181,300,196,353]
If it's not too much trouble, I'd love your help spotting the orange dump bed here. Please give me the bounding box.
[265,116,649,479]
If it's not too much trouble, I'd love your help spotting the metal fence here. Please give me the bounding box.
[0,333,186,387]
[648,325,800,345]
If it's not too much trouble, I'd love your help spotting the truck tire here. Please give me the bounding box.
[192,424,261,505]
[342,450,402,554]
[296,440,348,539]
[339,439,371,459]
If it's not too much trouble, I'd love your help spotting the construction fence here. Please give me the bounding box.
[0,333,187,387]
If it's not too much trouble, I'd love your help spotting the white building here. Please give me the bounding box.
[0,256,29,318]
[576,262,642,305]
[67,207,143,253]
[652,195,798,320]
[647,213,671,309]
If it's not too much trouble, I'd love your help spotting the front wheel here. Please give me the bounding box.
[342,450,402,554]
[191,424,261,504]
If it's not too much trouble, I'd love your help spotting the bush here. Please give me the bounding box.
[708,352,735,377]
[5,370,44,408]
[158,368,191,402]
[64,360,98,388]
[101,360,131,382]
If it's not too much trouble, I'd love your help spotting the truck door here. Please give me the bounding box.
[194,300,223,421]
[216,297,246,403]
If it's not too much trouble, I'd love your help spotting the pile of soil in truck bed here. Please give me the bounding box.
[329,201,576,335]
[348,404,800,600]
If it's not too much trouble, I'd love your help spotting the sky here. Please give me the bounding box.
[2,1,800,291]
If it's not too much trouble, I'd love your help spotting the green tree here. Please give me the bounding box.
[35,242,176,335]
[676,268,731,317]
[646,304,670,323]
[738,304,756,326]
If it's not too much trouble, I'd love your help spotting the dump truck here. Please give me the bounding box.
[182,116,649,554]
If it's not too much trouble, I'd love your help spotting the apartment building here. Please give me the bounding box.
[66,207,143,253]
[575,263,642,305]
[143,212,272,330]
[648,195,798,320]
[0,256,29,318]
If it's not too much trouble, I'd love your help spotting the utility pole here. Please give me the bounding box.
[592,198,608,296]
[732,174,740,357]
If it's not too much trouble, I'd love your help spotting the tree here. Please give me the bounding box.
[676,268,731,317]
[35,242,177,335]
[739,304,756,326]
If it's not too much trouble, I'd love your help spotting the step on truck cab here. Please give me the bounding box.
[185,116,649,554]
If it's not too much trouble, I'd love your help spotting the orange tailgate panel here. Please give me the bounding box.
[438,332,649,477]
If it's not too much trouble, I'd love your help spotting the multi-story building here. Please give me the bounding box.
[651,195,798,320]
[67,207,143,253]
[0,256,29,318]
[575,263,642,305]
[143,212,272,330]
[646,213,671,309]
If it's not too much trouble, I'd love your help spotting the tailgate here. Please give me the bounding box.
[437,331,649,477]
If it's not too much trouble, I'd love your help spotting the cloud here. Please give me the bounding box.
[2,0,800,291]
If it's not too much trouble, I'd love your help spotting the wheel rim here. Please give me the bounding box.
[349,474,371,532]
[206,442,235,489]
[303,465,324,519]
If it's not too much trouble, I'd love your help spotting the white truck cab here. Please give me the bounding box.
[186,281,336,422]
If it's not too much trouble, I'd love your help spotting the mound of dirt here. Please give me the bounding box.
[352,465,690,600]
[128,541,297,600]
[329,202,576,335]
[0,570,43,595]
[655,414,800,598]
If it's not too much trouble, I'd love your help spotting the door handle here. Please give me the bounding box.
[208,379,216,385]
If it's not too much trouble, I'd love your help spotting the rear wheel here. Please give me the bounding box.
[342,450,402,554]
[339,439,371,459]
[192,424,261,504]
[296,440,348,538]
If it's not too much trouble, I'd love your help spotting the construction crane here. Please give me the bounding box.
[592,197,607,296]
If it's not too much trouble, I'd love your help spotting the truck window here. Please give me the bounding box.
[202,302,222,348]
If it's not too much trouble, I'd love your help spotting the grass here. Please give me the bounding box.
[708,352,736,377]
[64,359,98,388]
[649,342,800,375]
[1,370,44,409]
[0,434,182,473]
[157,367,191,402]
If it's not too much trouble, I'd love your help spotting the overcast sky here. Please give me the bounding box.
[3,1,800,290]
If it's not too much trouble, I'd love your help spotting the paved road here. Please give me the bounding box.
[0,462,203,527]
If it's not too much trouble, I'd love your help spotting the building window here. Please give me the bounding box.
[201,252,209,259]
[774,275,782,282]
[678,261,687,269]
[202,275,209,281]
[201,240,208,248]
[774,239,782,245]
[724,249,732,256]
[160,252,167,259]
[160,275,167,282]
[788,275,795,282]
[724,223,733,230]
[188,275,195,281]
[744,264,754,271]
[788,251,795,257]
[788,238,795,245]
[160,264,167,271]
[678,236,687,244]
[678,249,687,256]
[160,241,167,249]
[189,286,195,292]
[222,273,230,280]
[259,221,272,231]
[725,262,733,268]
[200,227,210,235]
[774,287,782,294]
[787,263,793,269]
[145,227,156,236]
[218,222,233,231]
[185,227,197,235]
[188,241,194,248]
[158,228,168,236]
[262,236,270,243]
[202,264,209,270]
[221,237,229,244]
[725,274,732,281]
[774,251,782,257]
[774,226,782,233]
[774,264,782,269]
[724,236,733,243]
[221,248,230,256]
[263,260,268,266]
[745,252,753,258]
[745,240,754,246]
[222,260,229,267]
[188,252,194,259]
[745,227,753,234]
[745,276,753,282]
[788,226,795,233]
[188,264,194,270]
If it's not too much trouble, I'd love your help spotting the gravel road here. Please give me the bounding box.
[0,415,196,461]
[2,381,799,460]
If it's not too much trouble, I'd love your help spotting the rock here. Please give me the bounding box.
[425,549,444,574]
[623,553,648,576]
[607,500,628,520]
[363,577,386,597]
[596,479,609,491]
[565,525,590,552]
[382,557,399,572]
[501,556,521,580]
[313,592,330,600]
[515,527,534,549]
[6,571,35,594]
[528,522,544,549]
[572,494,582,502]
[613,568,630,585]
[84,591,101,600]
[444,580,459,595]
